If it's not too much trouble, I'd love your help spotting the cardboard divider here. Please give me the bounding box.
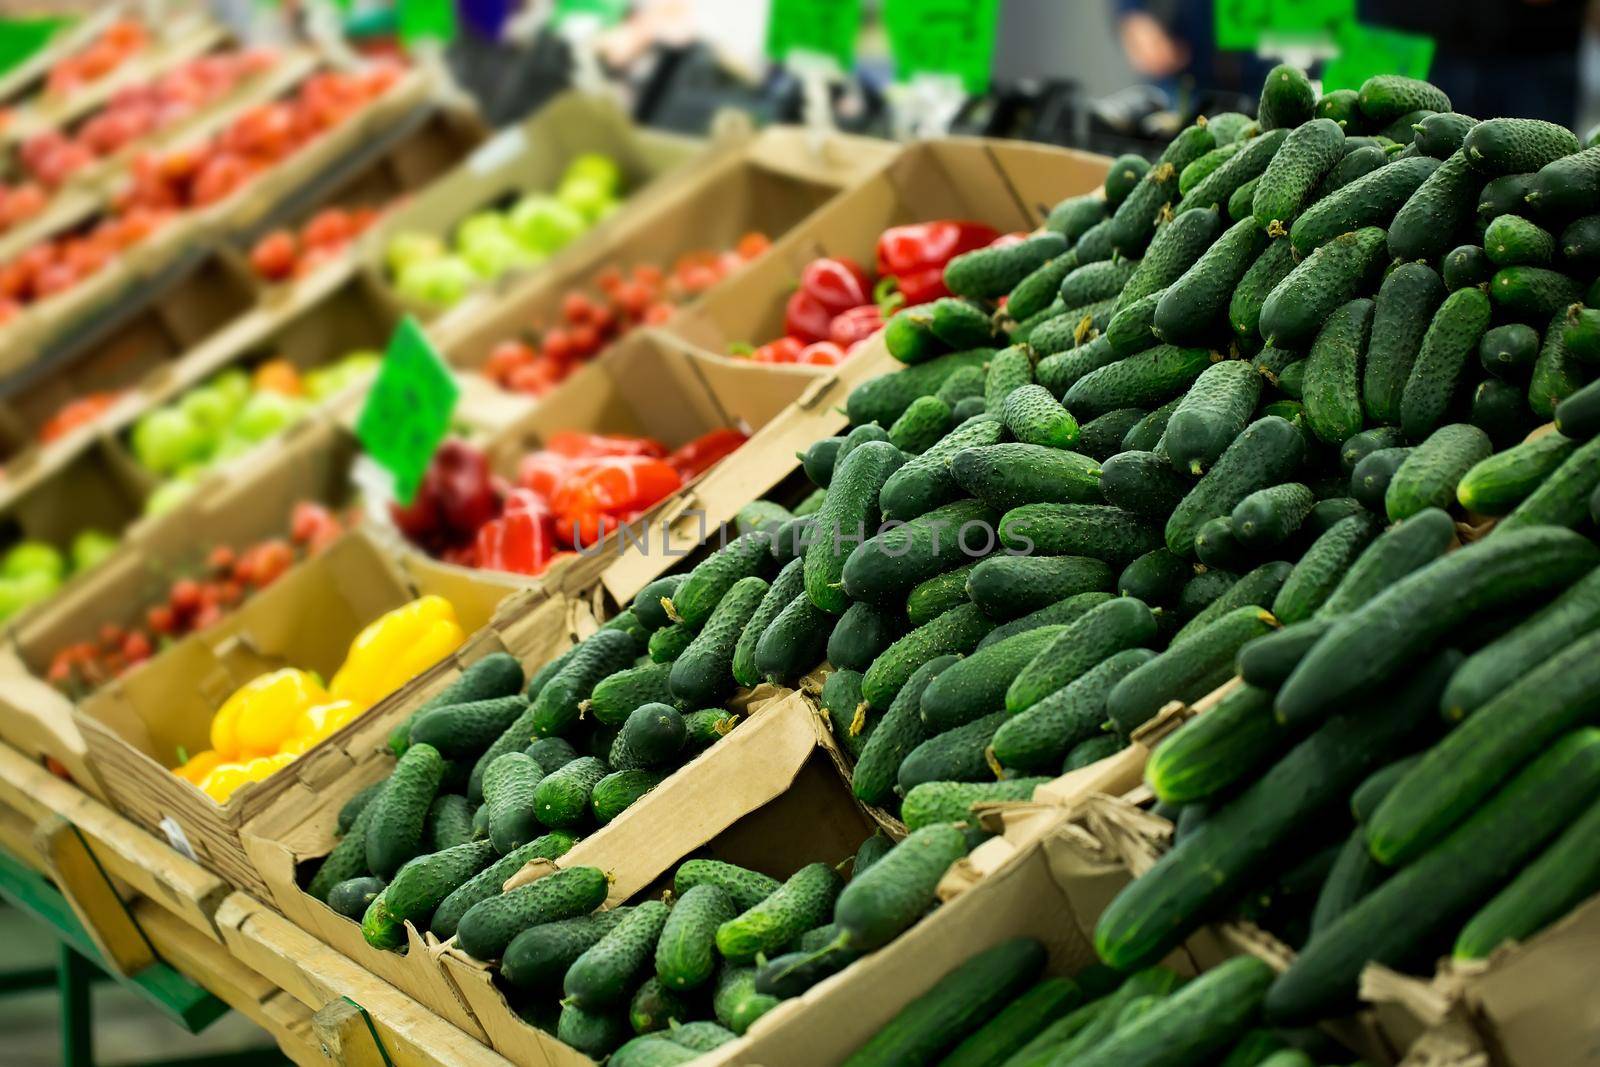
[70,527,514,898]
[0,6,126,110]
[382,327,824,602]
[431,124,899,373]
[356,90,703,331]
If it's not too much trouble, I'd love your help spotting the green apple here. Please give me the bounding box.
[143,477,196,518]
[396,255,476,307]
[385,231,447,276]
[507,195,586,256]
[179,384,234,435]
[0,571,58,621]
[2,540,65,582]
[69,529,118,574]
[305,350,381,400]
[454,211,512,250]
[212,369,250,411]
[564,152,622,195]
[462,231,538,279]
[555,176,615,223]
[232,390,305,444]
[210,434,256,463]
[131,407,207,475]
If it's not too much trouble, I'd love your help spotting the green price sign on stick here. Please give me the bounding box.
[766,0,861,73]
[398,0,457,44]
[1322,21,1435,93]
[883,0,1000,96]
[357,316,459,504]
[1214,0,1354,51]
[554,0,629,29]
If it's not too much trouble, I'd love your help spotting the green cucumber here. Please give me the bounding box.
[1252,118,1345,232]
[482,752,545,854]
[1172,562,1292,645]
[834,823,969,949]
[670,574,767,705]
[1350,446,1411,512]
[1389,149,1478,261]
[907,563,978,627]
[1271,512,1381,624]
[1441,567,1600,720]
[328,877,385,921]
[977,591,1116,649]
[1497,435,1600,533]
[1268,729,1600,1023]
[1118,549,1191,606]
[1276,526,1600,727]
[879,414,1004,521]
[1118,209,1222,314]
[946,233,1069,301]
[1146,683,1284,805]
[587,660,675,727]
[1479,322,1541,378]
[1400,287,1495,439]
[454,865,608,961]
[1107,606,1277,734]
[1153,217,1269,345]
[1096,653,1456,971]
[1302,298,1371,445]
[1463,117,1580,175]
[1005,597,1159,713]
[1317,507,1456,618]
[991,648,1155,772]
[1260,65,1316,128]
[733,558,805,687]
[1231,483,1316,548]
[1485,213,1557,266]
[1454,790,1600,959]
[828,601,904,673]
[502,910,628,991]
[428,834,575,939]
[1288,154,1439,256]
[753,584,836,684]
[937,977,1084,1067]
[843,498,998,605]
[862,604,994,711]
[712,965,778,1036]
[852,655,959,806]
[716,862,842,963]
[950,443,1104,511]
[1532,308,1587,419]
[1259,227,1386,347]
[1387,423,1493,521]
[1164,359,1263,475]
[365,744,445,880]
[531,629,641,737]
[1166,416,1308,557]
[806,441,907,613]
[921,625,1068,731]
[965,555,1114,621]
[1099,450,1190,519]
[1064,345,1220,418]
[898,711,1008,791]
[1181,128,1288,215]
[841,938,1045,1067]
[564,900,671,1008]
[1458,430,1579,515]
[1229,236,1297,340]
[674,859,779,912]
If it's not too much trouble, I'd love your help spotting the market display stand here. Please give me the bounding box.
[0,739,513,1067]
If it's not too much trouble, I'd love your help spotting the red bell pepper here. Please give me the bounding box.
[799,257,870,314]
[828,304,882,349]
[875,220,1000,308]
[666,428,747,480]
[545,430,667,459]
[517,451,572,500]
[474,508,556,575]
[551,455,682,518]
[784,287,834,344]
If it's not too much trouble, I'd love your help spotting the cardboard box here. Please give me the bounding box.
[1362,894,1600,1067]
[665,137,1111,357]
[436,693,876,1064]
[71,527,514,898]
[431,123,900,373]
[381,327,826,603]
[356,89,703,331]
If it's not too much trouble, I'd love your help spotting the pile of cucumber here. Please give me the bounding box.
[846,947,1358,1067]
[727,65,1600,1059]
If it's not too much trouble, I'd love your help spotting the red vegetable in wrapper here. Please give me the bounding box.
[875,220,999,307]
[398,428,747,573]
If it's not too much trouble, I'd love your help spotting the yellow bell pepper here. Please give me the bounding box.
[328,595,465,709]
[173,749,223,784]
[215,668,330,760]
[286,698,362,750]
[197,752,296,803]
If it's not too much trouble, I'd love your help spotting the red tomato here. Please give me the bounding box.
[301,208,352,248]
[250,230,297,281]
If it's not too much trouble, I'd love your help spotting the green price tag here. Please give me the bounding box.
[398,0,456,44]
[357,316,459,504]
[765,0,860,73]
[1322,21,1435,94]
[1215,0,1354,51]
[883,0,1000,96]
[553,0,628,29]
